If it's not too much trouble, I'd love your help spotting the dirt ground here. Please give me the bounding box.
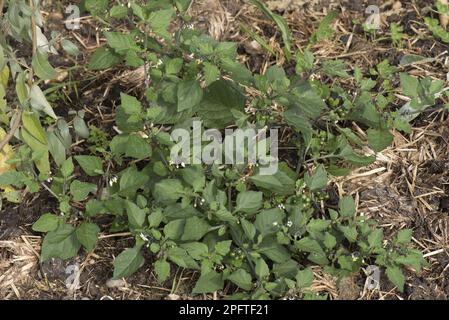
[1,0,449,300]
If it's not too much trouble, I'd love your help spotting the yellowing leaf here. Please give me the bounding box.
[0,128,15,175]
[0,66,9,89]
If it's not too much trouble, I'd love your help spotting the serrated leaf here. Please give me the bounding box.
[177,79,203,112]
[386,265,405,293]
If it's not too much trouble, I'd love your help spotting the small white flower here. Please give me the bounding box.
[201,198,206,204]
[277,204,286,210]
[180,162,186,168]
[109,176,118,187]
[127,2,131,8]
[157,59,163,66]
[47,177,53,183]
[272,222,278,227]
[139,232,149,242]
[286,220,293,228]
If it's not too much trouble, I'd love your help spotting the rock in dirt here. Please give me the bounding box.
[106,278,126,288]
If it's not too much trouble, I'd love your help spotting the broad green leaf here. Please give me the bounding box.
[386,265,405,293]
[29,84,57,119]
[339,196,356,217]
[76,222,100,252]
[154,259,171,282]
[154,179,184,204]
[368,229,384,249]
[235,191,263,214]
[367,128,393,152]
[255,258,270,279]
[396,229,412,244]
[177,79,203,112]
[304,164,328,191]
[126,201,146,228]
[255,208,285,236]
[32,50,57,80]
[197,80,246,128]
[61,39,81,56]
[75,155,104,176]
[192,271,224,294]
[296,268,314,289]
[70,180,97,202]
[228,269,253,291]
[32,213,61,232]
[41,224,81,262]
[113,247,144,279]
[88,47,121,70]
[181,217,211,241]
[203,62,220,86]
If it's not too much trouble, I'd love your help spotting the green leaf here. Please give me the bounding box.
[181,217,211,241]
[154,259,171,282]
[367,128,393,152]
[126,201,146,228]
[214,240,232,256]
[296,268,314,289]
[124,135,152,159]
[304,164,328,191]
[113,247,144,279]
[306,219,331,233]
[154,179,184,204]
[29,84,57,119]
[177,79,203,112]
[192,271,224,294]
[323,232,337,249]
[164,219,185,240]
[203,62,220,86]
[75,155,104,176]
[61,39,81,56]
[322,60,349,78]
[41,224,81,262]
[75,222,100,252]
[250,170,296,195]
[400,73,419,97]
[70,180,97,202]
[32,50,57,80]
[255,258,270,279]
[235,191,263,214]
[296,49,314,74]
[105,32,140,55]
[110,5,129,18]
[148,9,174,39]
[22,111,47,145]
[88,47,121,70]
[32,213,61,232]
[197,80,246,128]
[339,196,356,217]
[227,269,253,291]
[119,166,149,197]
[255,208,285,236]
[386,265,405,293]
[368,229,384,249]
[181,242,209,260]
[396,229,412,244]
